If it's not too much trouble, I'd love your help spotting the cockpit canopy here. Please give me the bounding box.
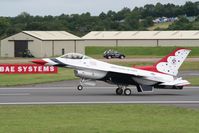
[60,53,91,59]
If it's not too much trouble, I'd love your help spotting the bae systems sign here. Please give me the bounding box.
[0,64,58,74]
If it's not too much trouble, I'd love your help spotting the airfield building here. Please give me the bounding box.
[0,31,81,57]
[1,30,199,57]
[80,31,199,53]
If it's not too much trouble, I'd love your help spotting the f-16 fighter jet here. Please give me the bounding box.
[32,48,191,95]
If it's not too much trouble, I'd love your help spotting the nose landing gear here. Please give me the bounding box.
[77,78,97,91]
[77,85,83,91]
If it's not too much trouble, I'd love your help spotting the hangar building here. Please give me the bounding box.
[1,30,199,57]
[0,31,81,57]
[80,31,199,53]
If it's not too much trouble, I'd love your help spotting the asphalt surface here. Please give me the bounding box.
[0,80,198,108]
[0,70,198,107]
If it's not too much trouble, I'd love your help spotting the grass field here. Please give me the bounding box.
[0,68,76,86]
[0,104,198,133]
[187,77,199,86]
[85,46,199,57]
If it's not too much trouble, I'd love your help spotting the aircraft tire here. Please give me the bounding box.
[116,88,123,95]
[124,88,131,96]
[77,85,83,91]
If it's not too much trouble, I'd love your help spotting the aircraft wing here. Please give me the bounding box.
[32,57,173,84]
[73,61,172,85]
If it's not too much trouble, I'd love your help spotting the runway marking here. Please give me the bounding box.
[0,101,199,105]
[0,93,30,96]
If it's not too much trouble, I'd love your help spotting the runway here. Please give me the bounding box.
[0,80,199,107]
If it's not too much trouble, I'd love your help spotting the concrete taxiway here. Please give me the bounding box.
[0,80,199,107]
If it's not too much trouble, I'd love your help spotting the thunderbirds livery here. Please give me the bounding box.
[32,48,191,95]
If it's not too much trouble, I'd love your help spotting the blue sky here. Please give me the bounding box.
[0,0,198,17]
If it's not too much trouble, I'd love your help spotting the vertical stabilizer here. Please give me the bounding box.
[155,48,191,76]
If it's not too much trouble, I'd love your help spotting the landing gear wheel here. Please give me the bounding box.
[124,88,131,96]
[77,85,83,91]
[116,88,123,95]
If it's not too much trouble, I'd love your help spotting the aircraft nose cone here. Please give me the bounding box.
[31,59,47,65]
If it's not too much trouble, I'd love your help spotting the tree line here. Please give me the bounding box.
[0,1,199,39]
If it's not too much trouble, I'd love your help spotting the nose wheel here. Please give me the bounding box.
[77,85,83,91]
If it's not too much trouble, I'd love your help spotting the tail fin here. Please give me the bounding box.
[155,48,191,76]
[133,48,191,76]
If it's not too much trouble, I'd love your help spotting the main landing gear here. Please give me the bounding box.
[116,86,131,96]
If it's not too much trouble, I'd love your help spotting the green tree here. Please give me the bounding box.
[183,1,198,16]
[124,13,140,30]
[141,4,155,18]
[141,16,154,27]
[0,17,10,38]
[168,17,192,30]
